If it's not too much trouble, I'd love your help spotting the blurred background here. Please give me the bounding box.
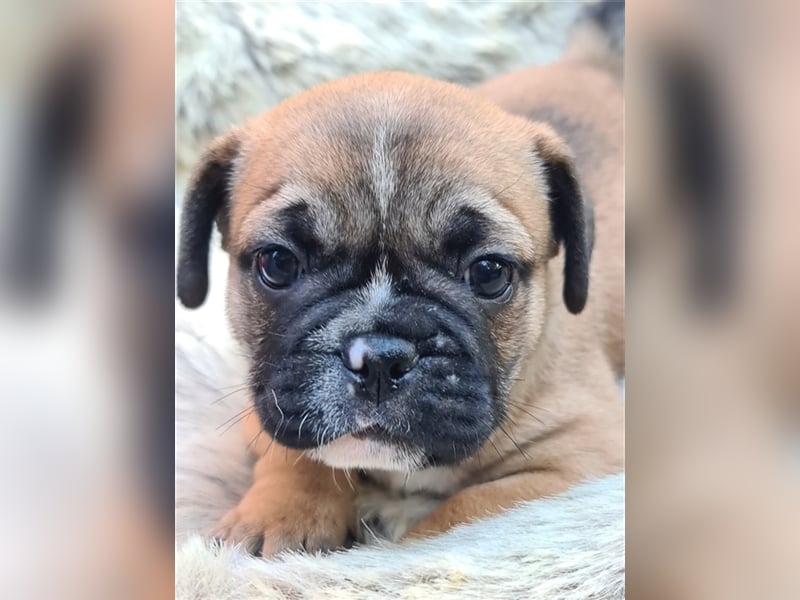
[0,0,798,598]
[0,0,174,597]
[626,1,800,597]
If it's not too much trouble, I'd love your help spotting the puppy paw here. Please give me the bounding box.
[211,478,355,556]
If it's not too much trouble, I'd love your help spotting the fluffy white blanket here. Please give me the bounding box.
[176,478,624,600]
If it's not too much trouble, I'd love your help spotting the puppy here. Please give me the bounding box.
[177,9,624,555]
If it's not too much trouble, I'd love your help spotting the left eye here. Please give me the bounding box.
[255,246,300,289]
[465,258,513,300]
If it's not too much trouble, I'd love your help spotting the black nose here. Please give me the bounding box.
[342,334,419,402]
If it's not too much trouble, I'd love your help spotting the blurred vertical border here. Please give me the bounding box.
[627,0,800,597]
[0,0,174,597]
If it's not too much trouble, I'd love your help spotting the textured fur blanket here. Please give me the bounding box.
[175,273,624,599]
[176,479,624,600]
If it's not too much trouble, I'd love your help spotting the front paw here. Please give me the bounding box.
[211,481,354,556]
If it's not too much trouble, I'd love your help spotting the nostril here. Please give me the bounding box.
[388,363,406,381]
[388,355,418,381]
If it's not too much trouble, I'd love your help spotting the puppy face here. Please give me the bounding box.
[178,73,592,471]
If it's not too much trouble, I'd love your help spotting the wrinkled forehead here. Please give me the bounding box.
[232,111,549,263]
[236,175,535,266]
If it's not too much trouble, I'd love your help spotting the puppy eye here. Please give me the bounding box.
[465,258,513,300]
[255,246,300,289]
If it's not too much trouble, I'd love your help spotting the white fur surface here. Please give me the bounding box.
[176,474,624,600]
[175,0,583,178]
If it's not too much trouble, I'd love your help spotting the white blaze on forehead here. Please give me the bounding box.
[357,258,394,312]
[371,124,396,217]
[305,260,393,353]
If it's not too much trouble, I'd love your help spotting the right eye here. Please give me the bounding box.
[464,257,513,300]
[255,246,300,290]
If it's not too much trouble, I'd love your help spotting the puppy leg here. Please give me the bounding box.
[212,412,356,555]
[405,471,574,538]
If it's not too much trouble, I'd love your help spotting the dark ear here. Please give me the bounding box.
[534,130,594,314]
[177,132,240,308]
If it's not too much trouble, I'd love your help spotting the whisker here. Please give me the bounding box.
[474,432,484,470]
[279,415,293,438]
[320,423,332,446]
[508,399,555,415]
[359,518,386,548]
[213,382,251,392]
[498,424,532,461]
[216,404,255,432]
[487,437,504,460]
[330,467,342,493]
[297,410,311,439]
[343,468,355,492]
[261,432,277,459]
[217,409,255,435]
[211,385,249,405]
[271,388,285,430]
[505,401,546,426]
[246,428,263,452]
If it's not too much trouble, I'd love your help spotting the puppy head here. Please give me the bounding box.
[178,73,592,471]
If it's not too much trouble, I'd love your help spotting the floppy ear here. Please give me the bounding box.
[177,132,240,308]
[534,129,595,314]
